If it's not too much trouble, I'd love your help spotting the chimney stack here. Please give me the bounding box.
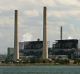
[14,10,19,61]
[43,7,48,59]
[60,26,62,40]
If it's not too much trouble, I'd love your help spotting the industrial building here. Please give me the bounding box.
[53,39,78,49]
[19,39,43,59]
[7,38,79,61]
[7,39,52,61]
[7,39,43,60]
[7,48,14,61]
[52,39,80,59]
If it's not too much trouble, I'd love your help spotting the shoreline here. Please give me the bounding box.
[0,63,80,66]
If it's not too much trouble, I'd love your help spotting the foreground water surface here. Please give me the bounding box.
[0,65,80,74]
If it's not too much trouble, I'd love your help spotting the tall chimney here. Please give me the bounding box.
[60,26,62,40]
[14,10,19,61]
[43,7,48,59]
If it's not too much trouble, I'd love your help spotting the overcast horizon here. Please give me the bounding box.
[0,0,80,54]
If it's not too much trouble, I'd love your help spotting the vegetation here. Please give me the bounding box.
[54,59,69,64]
[2,56,80,65]
[73,59,80,64]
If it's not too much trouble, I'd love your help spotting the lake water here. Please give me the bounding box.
[0,66,80,74]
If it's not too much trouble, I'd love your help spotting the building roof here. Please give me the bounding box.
[56,39,78,41]
[20,41,43,50]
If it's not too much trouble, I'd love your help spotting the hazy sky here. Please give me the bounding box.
[0,0,80,54]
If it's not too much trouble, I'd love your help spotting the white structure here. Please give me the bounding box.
[43,7,48,59]
[14,10,19,61]
[78,39,80,49]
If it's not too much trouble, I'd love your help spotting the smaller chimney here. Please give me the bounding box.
[60,26,62,40]
[37,38,40,41]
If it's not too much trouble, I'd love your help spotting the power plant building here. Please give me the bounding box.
[52,39,80,59]
[19,39,43,59]
[7,39,43,60]
[53,39,78,49]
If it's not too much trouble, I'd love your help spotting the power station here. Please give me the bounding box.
[6,7,80,62]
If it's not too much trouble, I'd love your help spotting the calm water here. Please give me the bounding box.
[0,66,80,74]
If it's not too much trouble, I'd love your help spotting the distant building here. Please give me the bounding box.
[19,39,43,59]
[52,39,79,59]
[7,39,52,61]
[7,39,44,60]
[7,48,14,61]
[53,39,78,49]
[7,48,14,56]
[0,55,6,63]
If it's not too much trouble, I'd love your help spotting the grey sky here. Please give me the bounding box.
[0,0,80,54]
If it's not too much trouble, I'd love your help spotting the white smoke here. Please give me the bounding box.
[68,36,73,39]
[21,33,32,42]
